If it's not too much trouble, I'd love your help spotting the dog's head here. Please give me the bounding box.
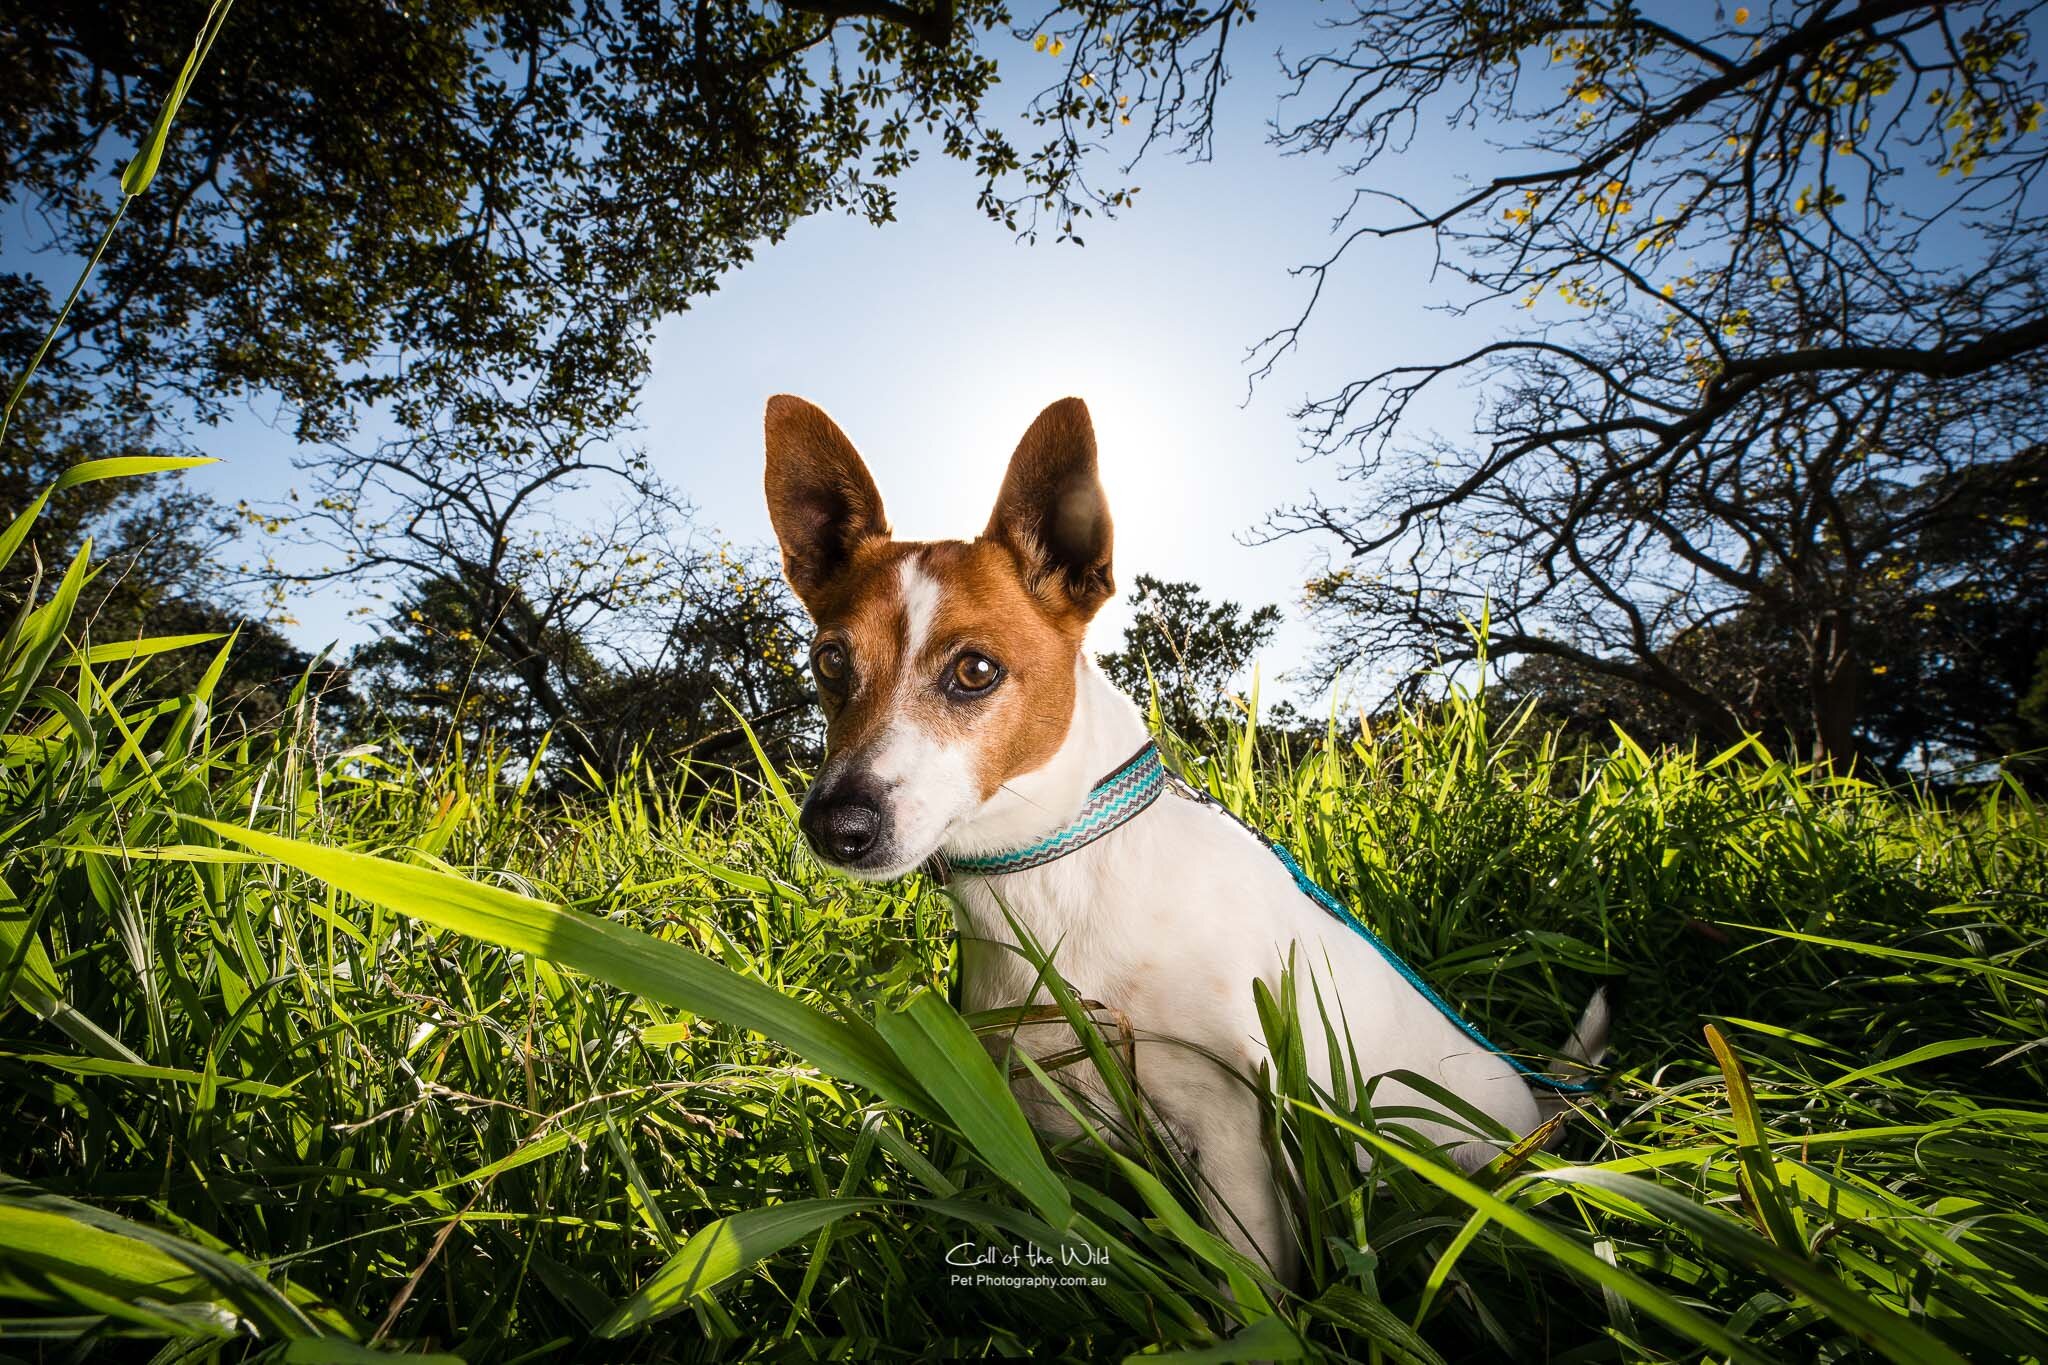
[764,394,1114,878]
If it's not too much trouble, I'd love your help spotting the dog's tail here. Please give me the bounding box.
[1563,986,1612,1074]
[1535,987,1612,1132]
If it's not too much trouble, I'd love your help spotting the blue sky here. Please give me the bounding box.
[631,20,1485,706]
[56,9,1507,706]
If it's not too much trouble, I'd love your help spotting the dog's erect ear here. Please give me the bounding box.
[986,397,1114,617]
[764,395,890,608]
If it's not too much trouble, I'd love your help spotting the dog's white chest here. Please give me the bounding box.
[947,791,1309,1057]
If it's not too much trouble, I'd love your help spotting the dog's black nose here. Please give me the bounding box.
[801,788,884,863]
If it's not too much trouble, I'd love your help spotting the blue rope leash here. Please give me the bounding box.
[1264,841,1599,1095]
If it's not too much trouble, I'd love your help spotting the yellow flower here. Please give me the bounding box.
[1734,6,1751,23]
[1050,38,1065,56]
[1079,73,1094,88]
[1033,33,1047,52]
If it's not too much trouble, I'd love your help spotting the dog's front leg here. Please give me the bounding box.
[1166,1077,1296,1286]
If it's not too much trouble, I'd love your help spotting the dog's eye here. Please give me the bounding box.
[948,652,1002,695]
[812,642,849,685]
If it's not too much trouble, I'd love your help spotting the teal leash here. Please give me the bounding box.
[1165,770,1600,1096]
[941,737,1602,1096]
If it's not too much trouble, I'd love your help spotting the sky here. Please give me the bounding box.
[67,8,1507,707]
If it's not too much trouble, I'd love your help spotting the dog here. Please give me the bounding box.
[762,393,1608,1278]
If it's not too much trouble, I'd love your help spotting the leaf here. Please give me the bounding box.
[1294,1103,1776,1365]
[182,818,931,1115]
[1820,1038,2010,1090]
[718,693,798,822]
[60,844,265,864]
[1704,1024,1805,1253]
[0,1053,294,1099]
[1304,1285,1448,1365]
[52,455,218,492]
[597,1199,882,1336]
[121,1,236,196]
[55,633,226,669]
[0,541,93,734]
[0,490,53,575]
[0,1180,321,1342]
[434,1121,597,1191]
[0,1204,205,1297]
[875,990,1072,1227]
[1538,1166,1971,1365]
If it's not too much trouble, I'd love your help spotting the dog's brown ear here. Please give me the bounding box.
[986,397,1114,617]
[764,395,890,609]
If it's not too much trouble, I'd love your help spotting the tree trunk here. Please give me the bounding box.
[1808,610,1861,770]
[466,574,614,780]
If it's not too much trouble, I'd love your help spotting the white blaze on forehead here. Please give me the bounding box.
[850,556,978,871]
[896,556,944,670]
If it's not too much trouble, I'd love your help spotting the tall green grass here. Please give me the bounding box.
[1,469,2044,1360]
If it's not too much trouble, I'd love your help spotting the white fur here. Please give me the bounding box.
[807,561,1593,1278]
[937,656,1563,1279]
[825,559,978,880]
[897,557,941,661]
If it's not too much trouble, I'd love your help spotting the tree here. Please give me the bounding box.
[1489,442,2048,775]
[351,555,814,782]
[1,0,1239,452]
[1284,1,2048,768]
[268,413,810,777]
[1096,573,1280,736]
[1,1,1034,446]
[1040,1,2048,766]
[4,0,1240,765]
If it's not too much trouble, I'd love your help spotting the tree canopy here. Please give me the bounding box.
[1045,1,2048,767]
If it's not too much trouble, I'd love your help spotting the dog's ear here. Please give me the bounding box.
[764,395,890,609]
[986,397,1114,617]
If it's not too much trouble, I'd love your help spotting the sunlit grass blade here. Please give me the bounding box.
[120,0,236,197]
[55,633,226,669]
[0,1180,325,1344]
[597,1198,884,1337]
[876,989,1072,1227]
[1535,1166,1972,1365]
[1295,1103,1779,1365]
[181,816,932,1115]
[1704,1024,1806,1253]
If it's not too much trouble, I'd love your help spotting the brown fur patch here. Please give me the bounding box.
[804,538,1093,798]
[763,396,891,607]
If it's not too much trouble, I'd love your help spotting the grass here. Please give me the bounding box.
[1,470,2046,1360]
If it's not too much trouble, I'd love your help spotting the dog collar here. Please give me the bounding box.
[942,740,1166,878]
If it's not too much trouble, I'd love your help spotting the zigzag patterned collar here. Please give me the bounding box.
[940,740,1167,879]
